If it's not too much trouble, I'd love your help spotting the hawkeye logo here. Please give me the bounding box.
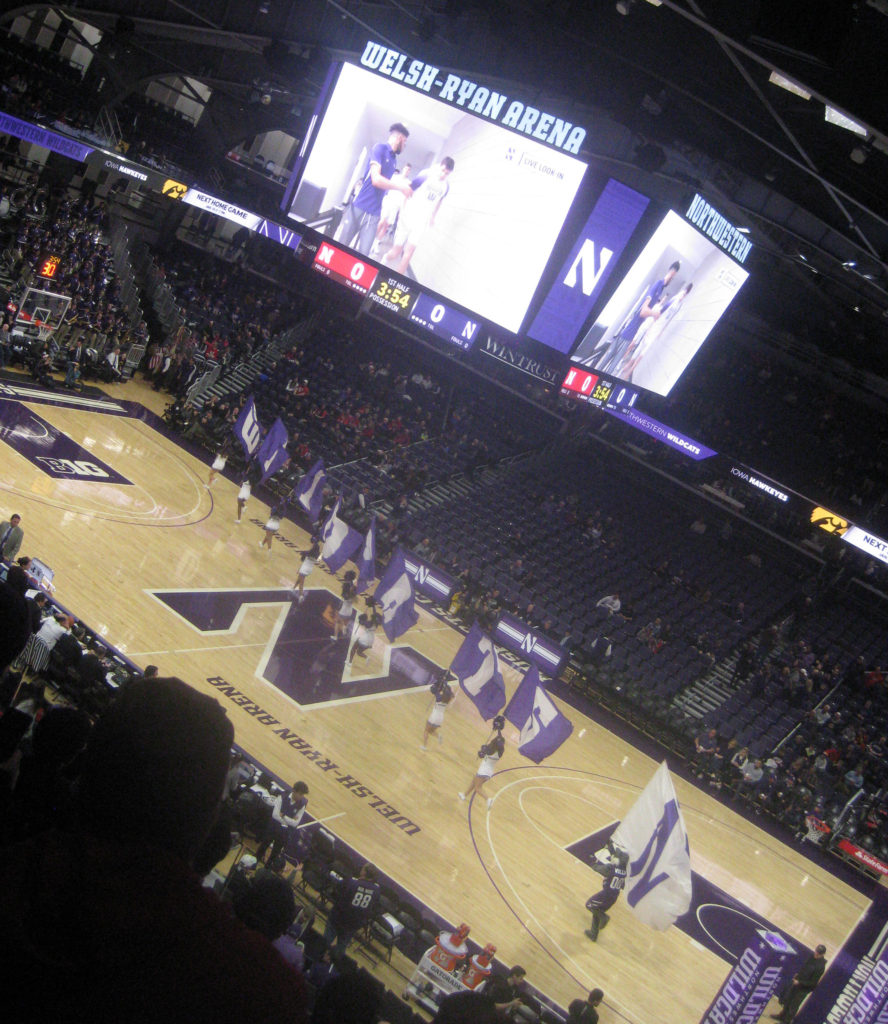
[162,179,188,200]
[811,506,848,535]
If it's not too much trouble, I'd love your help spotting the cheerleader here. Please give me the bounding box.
[421,672,455,750]
[235,476,251,524]
[259,502,285,551]
[291,537,320,602]
[206,441,231,488]
[347,611,377,664]
[332,570,357,640]
[459,715,505,810]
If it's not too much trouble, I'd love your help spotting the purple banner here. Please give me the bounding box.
[493,613,566,675]
[700,930,796,1024]
[0,111,94,163]
[529,179,650,353]
[402,552,455,605]
[0,401,131,484]
[606,406,717,460]
[797,888,888,1024]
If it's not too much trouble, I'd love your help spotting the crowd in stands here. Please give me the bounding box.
[152,241,306,366]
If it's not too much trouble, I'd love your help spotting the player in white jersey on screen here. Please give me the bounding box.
[382,158,454,276]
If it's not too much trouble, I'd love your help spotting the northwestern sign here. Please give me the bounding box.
[529,179,650,353]
[0,401,131,484]
[358,41,587,154]
[796,887,888,1024]
[607,407,716,461]
[0,110,94,163]
[685,193,752,264]
[256,218,302,251]
[494,613,566,675]
[699,931,795,1024]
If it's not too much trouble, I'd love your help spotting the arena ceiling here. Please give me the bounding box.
[9,1,888,376]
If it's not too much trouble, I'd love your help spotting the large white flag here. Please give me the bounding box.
[610,762,692,930]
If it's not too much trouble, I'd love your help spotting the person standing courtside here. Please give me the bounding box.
[0,513,24,562]
[336,124,413,257]
[323,862,380,957]
[771,945,827,1022]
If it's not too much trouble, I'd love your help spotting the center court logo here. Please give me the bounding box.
[810,506,849,535]
[150,587,440,707]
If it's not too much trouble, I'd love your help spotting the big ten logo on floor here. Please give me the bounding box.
[0,401,132,485]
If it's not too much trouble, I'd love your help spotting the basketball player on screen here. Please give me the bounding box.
[382,158,454,276]
[336,123,413,257]
[370,163,412,255]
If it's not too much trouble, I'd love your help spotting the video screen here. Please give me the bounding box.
[528,178,650,354]
[570,209,748,397]
[284,62,587,333]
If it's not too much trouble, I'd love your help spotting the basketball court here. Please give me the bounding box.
[0,377,871,1023]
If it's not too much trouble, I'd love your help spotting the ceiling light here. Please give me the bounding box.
[768,71,811,100]
[736,227,750,234]
[824,106,869,136]
[616,0,637,14]
[843,260,857,269]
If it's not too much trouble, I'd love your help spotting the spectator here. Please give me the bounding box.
[0,676,309,1023]
[569,988,605,1023]
[595,593,621,617]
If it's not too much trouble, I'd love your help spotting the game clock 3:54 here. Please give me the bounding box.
[590,378,614,404]
[369,276,417,316]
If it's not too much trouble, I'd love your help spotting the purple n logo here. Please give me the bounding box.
[627,798,683,907]
[150,587,441,706]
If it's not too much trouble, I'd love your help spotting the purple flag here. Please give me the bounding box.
[451,622,506,721]
[354,518,376,594]
[320,498,363,574]
[504,667,573,763]
[256,417,289,484]
[374,547,419,642]
[233,397,262,458]
[295,459,326,522]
